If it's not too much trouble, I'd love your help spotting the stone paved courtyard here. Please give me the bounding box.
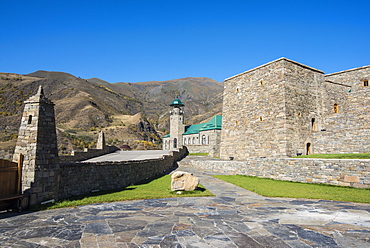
[1,166,370,247]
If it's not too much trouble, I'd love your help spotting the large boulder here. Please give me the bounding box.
[171,171,199,191]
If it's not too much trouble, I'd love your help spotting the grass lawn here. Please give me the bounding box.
[188,153,209,156]
[37,175,213,210]
[293,153,370,159]
[213,175,370,204]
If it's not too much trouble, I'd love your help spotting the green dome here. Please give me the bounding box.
[170,98,184,106]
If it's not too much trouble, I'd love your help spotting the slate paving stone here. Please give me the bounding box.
[1,165,370,247]
[253,235,291,248]
[227,232,266,247]
[159,234,182,248]
[262,223,298,241]
[84,222,113,235]
[284,224,339,247]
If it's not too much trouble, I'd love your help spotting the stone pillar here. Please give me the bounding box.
[13,86,59,203]
[96,131,106,150]
[169,99,185,150]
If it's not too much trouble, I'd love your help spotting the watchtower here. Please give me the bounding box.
[13,86,59,203]
[169,99,185,150]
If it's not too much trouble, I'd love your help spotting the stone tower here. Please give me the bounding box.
[96,130,106,150]
[13,86,59,203]
[220,58,324,160]
[169,99,185,150]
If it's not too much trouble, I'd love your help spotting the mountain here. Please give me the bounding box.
[0,71,223,157]
[88,77,224,129]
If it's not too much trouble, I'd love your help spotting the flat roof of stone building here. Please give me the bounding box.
[225,57,324,81]
[325,64,370,76]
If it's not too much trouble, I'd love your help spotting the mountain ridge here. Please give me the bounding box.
[0,70,223,156]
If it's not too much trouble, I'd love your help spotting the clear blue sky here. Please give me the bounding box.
[1,0,369,83]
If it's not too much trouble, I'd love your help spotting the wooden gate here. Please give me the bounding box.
[0,155,28,211]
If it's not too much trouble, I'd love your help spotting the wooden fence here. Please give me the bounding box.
[0,155,23,200]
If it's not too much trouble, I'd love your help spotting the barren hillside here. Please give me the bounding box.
[0,71,223,157]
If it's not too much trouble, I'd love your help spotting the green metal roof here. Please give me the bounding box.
[183,115,222,135]
[170,98,184,106]
[162,134,170,138]
[183,123,205,135]
[199,115,222,131]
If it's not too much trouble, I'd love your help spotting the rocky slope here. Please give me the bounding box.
[0,71,223,155]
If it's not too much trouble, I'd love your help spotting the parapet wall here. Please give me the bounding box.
[59,146,119,162]
[58,147,188,199]
[180,157,370,188]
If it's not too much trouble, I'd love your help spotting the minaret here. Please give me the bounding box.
[169,98,185,150]
[13,86,59,203]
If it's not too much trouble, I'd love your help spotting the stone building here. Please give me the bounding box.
[219,58,369,160]
[163,99,222,156]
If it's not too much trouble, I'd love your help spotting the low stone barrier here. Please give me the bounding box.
[58,147,188,199]
[0,149,13,160]
[180,157,370,188]
[58,146,119,162]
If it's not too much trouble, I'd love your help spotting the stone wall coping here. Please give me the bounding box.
[325,80,352,87]
[185,157,370,163]
[60,157,168,167]
[325,64,370,76]
[224,57,324,81]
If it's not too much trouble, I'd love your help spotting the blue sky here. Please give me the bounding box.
[1,0,369,83]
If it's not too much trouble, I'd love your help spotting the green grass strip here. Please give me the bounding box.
[188,153,209,156]
[213,175,370,204]
[293,153,370,159]
[37,175,213,210]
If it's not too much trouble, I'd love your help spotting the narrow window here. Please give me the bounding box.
[306,143,311,155]
[259,116,263,121]
[173,138,177,148]
[184,138,187,145]
[235,120,238,125]
[311,118,317,131]
[334,104,339,113]
[236,88,239,93]
[202,135,206,145]
[298,112,301,117]
[188,137,191,145]
[260,80,263,86]
[192,137,195,145]
[27,115,32,124]
[364,80,369,87]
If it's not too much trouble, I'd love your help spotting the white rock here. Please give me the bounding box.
[171,171,199,191]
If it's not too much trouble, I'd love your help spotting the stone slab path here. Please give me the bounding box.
[1,166,370,247]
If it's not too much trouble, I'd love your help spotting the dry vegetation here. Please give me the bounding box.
[0,71,223,157]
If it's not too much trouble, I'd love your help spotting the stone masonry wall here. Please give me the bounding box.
[180,158,370,188]
[0,149,14,160]
[59,146,119,162]
[313,67,370,154]
[58,147,188,199]
[184,130,221,157]
[221,59,287,159]
[220,58,324,159]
